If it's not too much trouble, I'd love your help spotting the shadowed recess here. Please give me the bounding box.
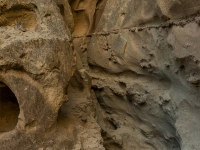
[0,82,20,133]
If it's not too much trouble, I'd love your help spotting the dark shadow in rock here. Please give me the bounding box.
[0,82,20,133]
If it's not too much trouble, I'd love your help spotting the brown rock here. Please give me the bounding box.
[1,0,200,149]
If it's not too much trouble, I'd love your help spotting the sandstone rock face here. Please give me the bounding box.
[1,0,200,150]
[0,0,76,149]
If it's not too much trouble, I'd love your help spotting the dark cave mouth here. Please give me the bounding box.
[0,82,20,133]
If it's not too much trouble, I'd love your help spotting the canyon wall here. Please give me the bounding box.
[0,0,200,149]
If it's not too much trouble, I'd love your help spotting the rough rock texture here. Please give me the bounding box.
[72,0,200,150]
[0,0,76,149]
[1,0,200,150]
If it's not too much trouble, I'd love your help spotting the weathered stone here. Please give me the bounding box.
[0,0,75,149]
[1,0,200,149]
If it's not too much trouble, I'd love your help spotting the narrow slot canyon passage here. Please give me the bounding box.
[0,82,20,133]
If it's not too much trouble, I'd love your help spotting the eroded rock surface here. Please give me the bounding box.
[0,0,76,149]
[72,0,200,150]
[0,0,200,150]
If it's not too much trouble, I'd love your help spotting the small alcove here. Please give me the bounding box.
[0,82,20,133]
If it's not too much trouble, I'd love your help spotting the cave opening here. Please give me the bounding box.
[0,82,20,133]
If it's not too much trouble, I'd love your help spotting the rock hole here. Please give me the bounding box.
[179,65,185,71]
[0,4,37,30]
[0,82,20,133]
[118,81,126,89]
